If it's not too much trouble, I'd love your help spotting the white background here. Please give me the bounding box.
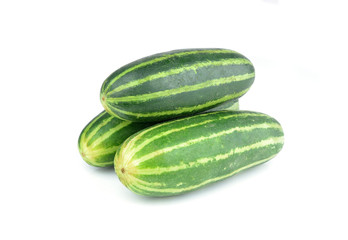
[1,0,347,239]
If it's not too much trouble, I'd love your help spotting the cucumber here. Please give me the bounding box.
[78,100,239,167]
[100,48,254,122]
[114,111,284,197]
[78,111,152,167]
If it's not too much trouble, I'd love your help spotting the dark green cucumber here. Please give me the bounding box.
[114,111,284,197]
[78,100,239,167]
[100,48,254,122]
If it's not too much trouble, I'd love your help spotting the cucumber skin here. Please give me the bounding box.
[100,48,254,122]
[114,111,284,197]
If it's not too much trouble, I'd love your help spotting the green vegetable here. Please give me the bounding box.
[100,48,254,122]
[115,111,284,197]
[78,111,152,167]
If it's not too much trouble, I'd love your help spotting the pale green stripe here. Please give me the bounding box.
[108,87,250,119]
[104,104,129,121]
[89,121,132,149]
[101,96,115,117]
[103,49,235,93]
[120,112,224,156]
[131,122,282,166]
[106,58,251,96]
[122,111,261,162]
[108,72,254,103]
[132,119,215,154]
[80,152,114,167]
[136,136,284,175]
[84,115,114,146]
[129,175,166,187]
[132,112,266,155]
[130,154,276,194]
[80,112,108,146]
[95,160,114,166]
[84,145,120,158]
[121,109,255,165]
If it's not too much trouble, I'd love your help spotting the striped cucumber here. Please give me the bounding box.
[100,48,254,122]
[114,111,284,197]
[78,100,239,167]
[78,111,152,167]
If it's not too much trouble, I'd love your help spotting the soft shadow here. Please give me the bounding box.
[83,163,116,176]
[92,165,115,172]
